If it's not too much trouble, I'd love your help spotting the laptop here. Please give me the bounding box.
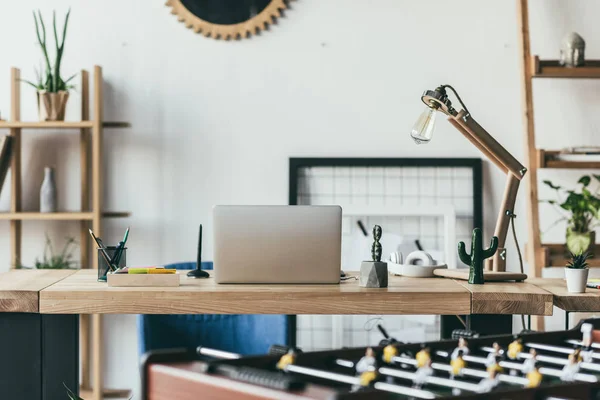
[213,205,342,284]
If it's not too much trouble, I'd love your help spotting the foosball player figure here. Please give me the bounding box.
[276,348,297,371]
[572,348,583,363]
[356,347,377,374]
[580,323,594,362]
[526,362,543,388]
[451,337,469,360]
[486,342,504,366]
[413,358,434,389]
[522,348,538,374]
[450,350,466,378]
[382,343,398,364]
[486,355,503,376]
[359,367,379,388]
[507,336,523,360]
[582,322,593,346]
[415,344,431,368]
[561,351,581,382]
[478,366,500,393]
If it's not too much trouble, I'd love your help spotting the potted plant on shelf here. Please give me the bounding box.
[23,10,76,121]
[565,252,591,293]
[16,234,78,269]
[542,175,600,255]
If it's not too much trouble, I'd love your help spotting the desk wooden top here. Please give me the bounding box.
[0,269,76,312]
[527,278,600,312]
[40,270,472,315]
[457,280,553,316]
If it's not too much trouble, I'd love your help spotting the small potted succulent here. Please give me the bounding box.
[542,175,600,255]
[24,10,76,121]
[565,252,591,293]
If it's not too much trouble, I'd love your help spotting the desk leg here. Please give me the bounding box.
[441,314,512,338]
[0,313,78,400]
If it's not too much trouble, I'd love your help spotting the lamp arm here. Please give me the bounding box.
[447,110,527,273]
[452,110,527,180]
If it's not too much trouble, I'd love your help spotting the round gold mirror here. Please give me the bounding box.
[166,0,289,40]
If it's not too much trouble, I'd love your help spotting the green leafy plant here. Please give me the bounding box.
[64,383,84,400]
[566,252,591,269]
[17,234,78,269]
[23,9,76,92]
[542,175,600,251]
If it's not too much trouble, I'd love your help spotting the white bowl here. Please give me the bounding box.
[387,262,447,278]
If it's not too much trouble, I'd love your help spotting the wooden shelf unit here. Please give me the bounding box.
[517,1,600,329]
[0,121,130,129]
[532,56,600,79]
[536,149,600,169]
[538,244,600,268]
[0,211,130,220]
[4,66,129,400]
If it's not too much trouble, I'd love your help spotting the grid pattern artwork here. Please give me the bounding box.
[289,158,482,351]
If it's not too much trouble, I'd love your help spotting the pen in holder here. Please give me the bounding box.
[98,247,127,282]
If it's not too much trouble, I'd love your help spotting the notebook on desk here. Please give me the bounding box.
[213,205,342,284]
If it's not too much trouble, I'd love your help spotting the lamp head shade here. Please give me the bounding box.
[410,85,463,144]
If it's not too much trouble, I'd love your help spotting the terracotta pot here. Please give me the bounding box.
[37,90,69,121]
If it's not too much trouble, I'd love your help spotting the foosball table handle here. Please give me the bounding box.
[451,329,480,340]
[208,364,306,391]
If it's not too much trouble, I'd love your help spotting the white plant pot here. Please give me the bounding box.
[564,267,589,293]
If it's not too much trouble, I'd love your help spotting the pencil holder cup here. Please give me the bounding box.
[98,247,127,282]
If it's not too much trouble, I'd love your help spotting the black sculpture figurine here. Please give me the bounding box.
[359,225,388,288]
[187,224,210,278]
[372,225,382,262]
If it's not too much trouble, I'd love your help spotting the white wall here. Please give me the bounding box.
[0,0,599,396]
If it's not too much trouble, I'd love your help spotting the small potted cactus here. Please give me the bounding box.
[565,252,591,293]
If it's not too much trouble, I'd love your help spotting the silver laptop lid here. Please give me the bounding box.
[213,205,341,284]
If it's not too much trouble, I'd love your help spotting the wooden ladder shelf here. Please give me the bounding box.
[517,1,600,329]
[5,66,131,400]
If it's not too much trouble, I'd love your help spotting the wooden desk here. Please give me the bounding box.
[39,270,555,316]
[0,269,560,400]
[0,269,78,400]
[0,269,75,312]
[527,278,600,312]
[40,270,473,315]
[456,280,553,315]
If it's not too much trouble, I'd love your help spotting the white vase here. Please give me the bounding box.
[564,267,589,293]
[40,167,57,213]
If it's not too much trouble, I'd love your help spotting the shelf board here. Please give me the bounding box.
[539,244,600,268]
[532,56,600,79]
[537,149,600,169]
[79,387,132,399]
[0,121,130,129]
[0,211,130,220]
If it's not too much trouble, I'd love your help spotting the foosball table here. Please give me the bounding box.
[142,319,600,399]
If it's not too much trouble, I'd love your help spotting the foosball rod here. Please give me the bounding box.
[476,349,598,383]
[284,365,436,399]
[332,356,485,393]
[566,339,600,349]
[197,346,241,360]
[378,367,481,393]
[480,346,600,374]
[525,342,600,361]
[390,356,528,386]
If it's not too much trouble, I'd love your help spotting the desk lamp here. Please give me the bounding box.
[411,85,527,281]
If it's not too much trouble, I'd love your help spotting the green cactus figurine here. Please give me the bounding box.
[458,228,499,284]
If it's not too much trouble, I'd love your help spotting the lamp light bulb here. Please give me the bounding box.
[410,106,436,145]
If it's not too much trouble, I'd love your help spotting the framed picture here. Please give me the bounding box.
[288,157,483,350]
